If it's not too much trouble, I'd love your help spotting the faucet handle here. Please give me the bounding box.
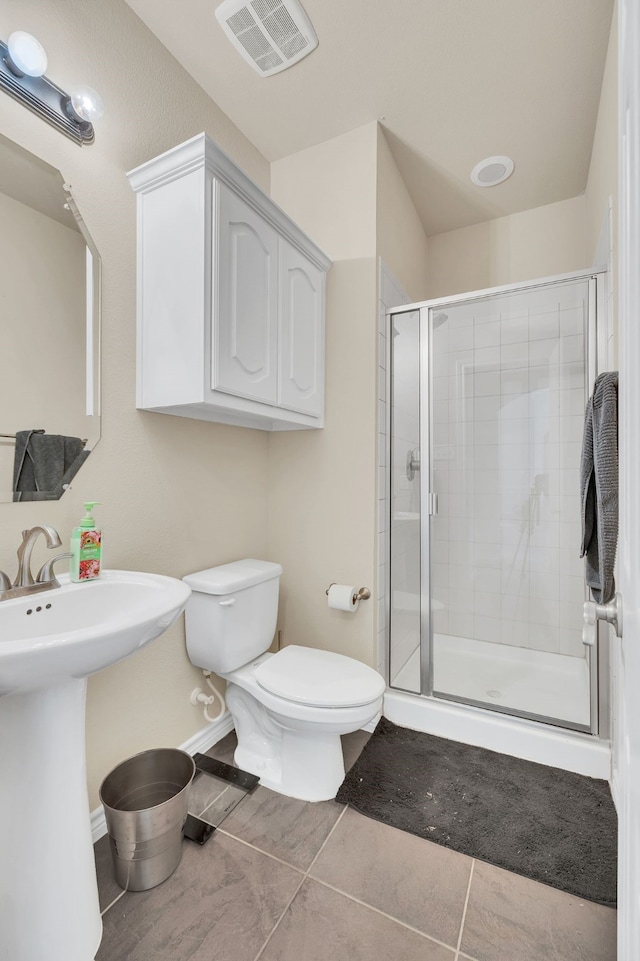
[0,570,10,592]
[36,552,73,587]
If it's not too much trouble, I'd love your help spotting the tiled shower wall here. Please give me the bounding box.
[430,282,589,657]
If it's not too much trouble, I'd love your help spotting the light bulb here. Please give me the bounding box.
[68,86,104,124]
[7,31,48,77]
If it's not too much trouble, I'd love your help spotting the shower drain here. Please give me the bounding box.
[486,689,502,698]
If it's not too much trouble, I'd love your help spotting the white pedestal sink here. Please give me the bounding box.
[0,570,192,961]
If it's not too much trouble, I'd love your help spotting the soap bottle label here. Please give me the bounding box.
[78,529,101,580]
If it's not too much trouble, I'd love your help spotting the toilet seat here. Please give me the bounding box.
[254,645,385,708]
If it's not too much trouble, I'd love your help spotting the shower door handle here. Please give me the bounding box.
[427,492,439,516]
[582,594,623,646]
[406,448,420,481]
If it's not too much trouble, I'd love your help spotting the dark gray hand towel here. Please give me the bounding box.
[580,371,619,603]
[13,429,88,501]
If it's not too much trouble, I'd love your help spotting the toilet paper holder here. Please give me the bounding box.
[325,583,371,601]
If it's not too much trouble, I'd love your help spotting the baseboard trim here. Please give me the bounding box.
[91,711,235,843]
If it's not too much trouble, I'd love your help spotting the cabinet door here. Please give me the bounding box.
[214,183,279,405]
[278,239,325,417]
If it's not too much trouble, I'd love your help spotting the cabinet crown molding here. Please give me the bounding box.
[127,132,331,273]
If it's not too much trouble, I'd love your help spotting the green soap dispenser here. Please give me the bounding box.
[70,501,103,582]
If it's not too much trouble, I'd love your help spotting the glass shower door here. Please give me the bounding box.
[426,277,593,730]
[389,309,421,692]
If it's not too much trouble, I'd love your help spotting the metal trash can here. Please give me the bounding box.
[99,748,196,892]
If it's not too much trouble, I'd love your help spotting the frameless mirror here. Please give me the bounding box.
[0,132,100,501]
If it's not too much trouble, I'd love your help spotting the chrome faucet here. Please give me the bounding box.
[0,526,71,601]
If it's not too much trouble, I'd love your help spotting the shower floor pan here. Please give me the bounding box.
[391,633,590,729]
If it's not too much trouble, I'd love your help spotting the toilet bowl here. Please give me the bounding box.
[223,646,383,800]
[183,560,385,801]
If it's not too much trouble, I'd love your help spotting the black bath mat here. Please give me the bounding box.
[336,717,617,906]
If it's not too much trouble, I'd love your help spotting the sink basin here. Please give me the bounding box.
[0,570,192,694]
[0,570,192,961]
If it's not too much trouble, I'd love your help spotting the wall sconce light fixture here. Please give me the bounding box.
[0,31,104,146]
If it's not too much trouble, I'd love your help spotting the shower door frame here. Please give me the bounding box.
[387,266,609,737]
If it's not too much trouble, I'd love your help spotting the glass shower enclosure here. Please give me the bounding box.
[388,270,604,733]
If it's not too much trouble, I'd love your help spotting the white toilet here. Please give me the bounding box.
[183,559,385,801]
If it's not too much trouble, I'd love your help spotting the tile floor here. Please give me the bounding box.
[94,731,617,961]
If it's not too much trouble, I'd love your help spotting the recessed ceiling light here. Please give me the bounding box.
[470,155,514,187]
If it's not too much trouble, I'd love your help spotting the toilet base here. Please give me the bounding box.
[225,682,372,802]
[234,728,345,801]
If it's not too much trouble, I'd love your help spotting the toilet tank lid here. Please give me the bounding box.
[183,559,283,594]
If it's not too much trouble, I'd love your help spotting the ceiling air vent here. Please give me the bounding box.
[215,0,318,77]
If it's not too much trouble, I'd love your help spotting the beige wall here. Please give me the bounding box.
[0,191,87,491]
[269,125,378,665]
[268,259,378,663]
[376,126,429,301]
[427,195,588,299]
[585,2,618,264]
[584,0,617,369]
[0,0,271,806]
[271,123,377,261]
[268,123,429,671]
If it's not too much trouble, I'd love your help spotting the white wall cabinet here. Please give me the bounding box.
[127,133,331,431]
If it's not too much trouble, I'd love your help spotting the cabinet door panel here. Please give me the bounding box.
[214,183,278,404]
[278,239,324,417]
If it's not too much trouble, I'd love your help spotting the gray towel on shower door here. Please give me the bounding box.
[580,371,619,603]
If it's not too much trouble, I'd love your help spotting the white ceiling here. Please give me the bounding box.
[125,0,615,236]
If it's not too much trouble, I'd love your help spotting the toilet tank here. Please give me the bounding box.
[183,559,282,674]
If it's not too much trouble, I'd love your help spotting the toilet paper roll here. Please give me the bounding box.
[327,584,359,612]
